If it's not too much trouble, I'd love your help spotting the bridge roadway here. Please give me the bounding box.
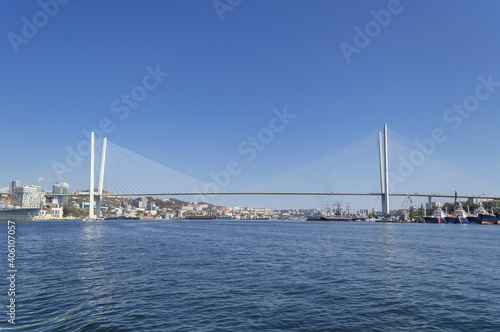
[46,192,500,200]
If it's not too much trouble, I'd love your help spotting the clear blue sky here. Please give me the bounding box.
[1,0,500,208]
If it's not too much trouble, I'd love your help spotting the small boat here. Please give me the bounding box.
[352,214,367,221]
[446,202,469,224]
[423,207,447,223]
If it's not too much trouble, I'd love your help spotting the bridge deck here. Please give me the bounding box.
[44,192,500,200]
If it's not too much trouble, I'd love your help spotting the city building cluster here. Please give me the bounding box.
[2,180,498,221]
[0,180,324,220]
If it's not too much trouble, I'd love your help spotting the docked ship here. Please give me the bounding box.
[306,215,354,221]
[480,206,498,225]
[423,207,447,223]
[0,185,45,221]
[0,201,41,221]
[103,216,140,220]
[468,202,490,224]
[183,215,217,220]
[481,214,498,225]
[306,202,354,221]
[446,202,469,224]
[352,214,367,221]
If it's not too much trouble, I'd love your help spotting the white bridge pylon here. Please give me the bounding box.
[379,124,390,214]
[88,132,107,220]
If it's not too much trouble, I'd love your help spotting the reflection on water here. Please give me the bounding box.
[380,223,403,301]
[77,222,110,320]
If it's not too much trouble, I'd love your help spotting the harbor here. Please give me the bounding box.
[2,181,500,224]
[3,126,499,225]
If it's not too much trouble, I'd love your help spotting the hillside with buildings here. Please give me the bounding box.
[3,180,499,221]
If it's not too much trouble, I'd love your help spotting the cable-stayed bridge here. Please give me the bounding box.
[48,125,500,219]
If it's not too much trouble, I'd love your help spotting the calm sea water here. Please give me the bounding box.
[2,220,500,331]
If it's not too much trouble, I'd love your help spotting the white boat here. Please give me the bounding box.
[423,207,447,223]
[469,202,488,224]
[447,202,469,224]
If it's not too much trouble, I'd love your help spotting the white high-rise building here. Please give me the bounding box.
[11,186,45,209]
[9,180,20,193]
[53,182,69,206]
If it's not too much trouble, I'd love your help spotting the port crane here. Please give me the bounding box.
[401,195,412,221]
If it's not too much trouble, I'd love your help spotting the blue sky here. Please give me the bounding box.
[1,0,500,208]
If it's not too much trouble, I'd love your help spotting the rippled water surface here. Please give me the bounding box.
[2,220,500,331]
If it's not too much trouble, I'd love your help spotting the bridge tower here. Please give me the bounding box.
[88,132,108,220]
[89,132,95,220]
[96,137,107,219]
[378,124,390,214]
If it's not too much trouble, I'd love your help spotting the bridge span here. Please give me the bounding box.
[57,128,499,219]
[48,192,500,201]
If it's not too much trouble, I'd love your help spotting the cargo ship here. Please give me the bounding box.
[0,201,40,221]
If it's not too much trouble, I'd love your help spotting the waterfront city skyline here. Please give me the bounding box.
[2,0,500,209]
